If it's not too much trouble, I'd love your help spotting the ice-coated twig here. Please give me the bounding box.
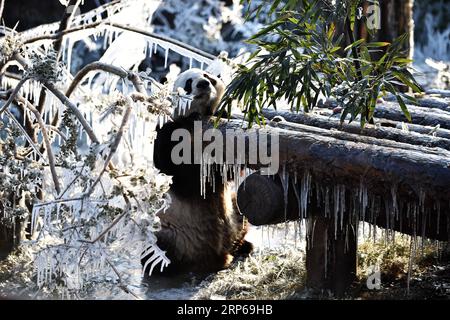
[16,95,61,194]
[56,163,86,200]
[84,103,132,197]
[127,72,146,94]
[65,62,128,97]
[66,62,147,97]
[130,92,172,116]
[0,0,5,22]
[43,81,100,144]
[45,125,67,141]
[105,257,142,300]
[3,108,46,160]
[33,197,105,208]
[78,203,129,246]
[0,76,30,115]
[22,22,216,61]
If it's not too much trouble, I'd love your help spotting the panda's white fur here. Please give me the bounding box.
[173,68,225,119]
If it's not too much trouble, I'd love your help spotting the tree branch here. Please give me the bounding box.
[16,96,61,194]
[84,103,132,197]
[105,257,142,300]
[0,0,4,22]
[22,22,216,61]
[43,81,100,144]
[65,62,128,97]
[0,77,30,115]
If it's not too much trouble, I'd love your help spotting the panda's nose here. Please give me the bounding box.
[196,79,210,89]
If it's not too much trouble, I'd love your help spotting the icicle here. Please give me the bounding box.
[31,206,41,236]
[164,48,169,69]
[300,171,311,219]
[406,236,416,296]
[66,38,74,75]
[292,179,301,220]
[340,185,345,231]
[279,163,289,221]
[436,200,441,234]
[23,107,27,126]
[333,185,339,239]
[324,186,330,218]
[148,42,154,58]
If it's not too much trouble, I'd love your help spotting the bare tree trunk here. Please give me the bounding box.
[378,0,414,59]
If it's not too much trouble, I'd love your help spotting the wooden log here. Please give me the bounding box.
[384,95,450,112]
[211,119,450,200]
[262,109,450,150]
[426,89,450,99]
[317,101,450,130]
[373,118,450,140]
[260,109,450,152]
[374,102,450,129]
[236,173,449,241]
[316,108,450,140]
[236,173,284,226]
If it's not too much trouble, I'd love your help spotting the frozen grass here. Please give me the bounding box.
[194,247,305,300]
[0,225,447,300]
[358,235,441,282]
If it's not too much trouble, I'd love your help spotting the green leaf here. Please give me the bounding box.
[395,94,412,122]
[365,42,390,48]
[270,0,282,15]
[345,39,365,52]
[392,71,423,93]
[249,21,284,40]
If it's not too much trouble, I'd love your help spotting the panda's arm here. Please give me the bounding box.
[153,116,199,179]
[153,120,183,176]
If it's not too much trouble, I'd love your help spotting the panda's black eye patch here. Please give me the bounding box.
[184,78,193,94]
[204,74,217,86]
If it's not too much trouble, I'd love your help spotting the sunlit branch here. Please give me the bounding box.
[66,62,127,97]
[16,96,61,194]
[84,103,132,197]
[43,81,100,145]
[0,76,30,115]
[22,22,216,60]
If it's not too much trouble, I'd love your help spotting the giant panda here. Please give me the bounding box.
[142,68,252,275]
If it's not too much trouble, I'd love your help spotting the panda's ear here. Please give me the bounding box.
[204,73,217,86]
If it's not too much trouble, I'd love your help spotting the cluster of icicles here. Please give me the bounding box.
[266,166,447,246]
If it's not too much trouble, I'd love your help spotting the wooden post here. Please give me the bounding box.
[306,213,357,297]
[0,218,22,259]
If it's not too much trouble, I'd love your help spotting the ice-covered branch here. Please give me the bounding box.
[16,96,61,194]
[66,62,128,97]
[0,91,45,160]
[22,22,216,61]
[128,72,146,95]
[0,0,5,24]
[84,103,132,197]
[80,206,128,245]
[43,81,100,144]
[105,257,141,300]
[0,77,30,115]
[45,125,67,141]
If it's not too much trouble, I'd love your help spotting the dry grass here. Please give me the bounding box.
[194,248,306,300]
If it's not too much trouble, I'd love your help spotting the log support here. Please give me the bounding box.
[306,214,357,297]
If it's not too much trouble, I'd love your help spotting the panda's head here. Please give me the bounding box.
[173,68,225,119]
